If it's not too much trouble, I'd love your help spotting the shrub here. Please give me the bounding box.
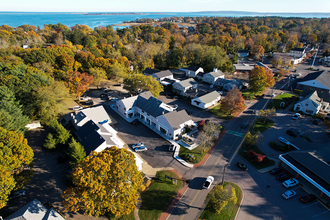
[294,89,303,96]
[43,133,57,150]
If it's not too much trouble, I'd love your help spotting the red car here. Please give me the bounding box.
[300,194,316,204]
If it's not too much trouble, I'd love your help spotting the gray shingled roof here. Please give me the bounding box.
[135,95,169,118]
[154,70,173,78]
[179,78,198,88]
[143,68,159,75]
[164,110,191,130]
[210,70,224,78]
[196,91,220,104]
[287,151,330,185]
[297,70,330,89]
[301,91,322,108]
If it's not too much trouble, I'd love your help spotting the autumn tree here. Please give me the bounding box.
[62,147,143,217]
[65,71,94,98]
[220,88,245,116]
[198,122,222,153]
[265,69,275,88]
[208,184,237,214]
[35,81,71,122]
[89,67,108,88]
[249,66,268,94]
[123,73,163,97]
[251,45,265,60]
[0,127,34,208]
[244,131,263,148]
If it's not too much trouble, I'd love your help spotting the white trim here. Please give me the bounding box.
[279,154,330,197]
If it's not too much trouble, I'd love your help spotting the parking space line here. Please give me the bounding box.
[313,210,329,218]
[302,202,319,208]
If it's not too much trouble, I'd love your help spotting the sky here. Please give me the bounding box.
[2,0,330,13]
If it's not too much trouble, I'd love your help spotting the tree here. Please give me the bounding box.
[208,184,237,214]
[89,67,108,88]
[43,133,57,150]
[244,131,263,148]
[0,85,31,133]
[65,71,94,98]
[259,108,276,122]
[251,45,265,60]
[48,120,71,147]
[35,81,71,122]
[198,122,222,153]
[220,88,245,116]
[265,69,275,88]
[68,138,86,163]
[249,66,268,94]
[0,127,34,208]
[197,120,205,131]
[123,73,163,98]
[62,147,143,217]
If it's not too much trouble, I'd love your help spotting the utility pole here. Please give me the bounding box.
[222,163,229,185]
[311,45,319,69]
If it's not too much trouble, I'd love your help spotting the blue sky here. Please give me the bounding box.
[2,0,330,12]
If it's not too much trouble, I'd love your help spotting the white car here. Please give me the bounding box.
[203,176,214,189]
[283,178,299,188]
[132,143,144,149]
[134,146,147,152]
[292,113,301,120]
[72,106,83,111]
[282,190,296,199]
[278,137,290,145]
[79,96,91,101]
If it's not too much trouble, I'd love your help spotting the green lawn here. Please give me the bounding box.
[200,182,243,220]
[208,104,233,119]
[179,145,209,164]
[251,118,274,135]
[241,90,263,100]
[138,171,182,220]
[267,92,298,109]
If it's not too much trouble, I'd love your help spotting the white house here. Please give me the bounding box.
[172,78,198,96]
[180,65,204,78]
[191,91,221,109]
[116,91,195,140]
[69,105,143,170]
[293,91,329,115]
[152,70,174,82]
[203,69,225,84]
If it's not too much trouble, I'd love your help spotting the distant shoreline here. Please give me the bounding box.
[84,12,167,16]
[112,22,196,27]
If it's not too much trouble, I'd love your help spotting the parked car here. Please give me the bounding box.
[236,162,248,171]
[282,190,296,200]
[57,152,70,164]
[278,137,290,145]
[300,194,317,204]
[289,128,303,136]
[280,79,286,84]
[132,142,144,149]
[172,104,178,110]
[134,146,147,152]
[286,129,298,137]
[283,178,299,188]
[203,176,214,189]
[104,89,111,93]
[270,168,282,175]
[276,172,290,180]
[292,113,301,120]
[107,96,115,101]
[72,106,83,111]
[100,93,107,98]
[9,190,26,200]
[169,144,175,152]
[241,122,248,129]
[79,96,91,101]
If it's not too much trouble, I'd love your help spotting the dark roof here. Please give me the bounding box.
[135,96,169,118]
[143,68,159,75]
[238,49,249,53]
[291,48,305,52]
[297,70,330,89]
[283,151,330,191]
[183,65,201,72]
[76,120,105,154]
[196,72,206,77]
[154,70,173,78]
[162,78,176,84]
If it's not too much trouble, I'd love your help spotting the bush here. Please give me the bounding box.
[43,133,57,150]
[269,141,288,151]
[246,150,268,164]
[294,89,303,96]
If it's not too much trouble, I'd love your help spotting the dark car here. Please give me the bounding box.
[9,190,26,200]
[300,194,316,204]
[286,129,298,137]
[241,122,248,129]
[290,128,303,136]
[236,162,248,171]
[276,172,290,180]
[57,152,70,164]
[100,93,107,98]
[270,168,282,175]
[280,79,286,83]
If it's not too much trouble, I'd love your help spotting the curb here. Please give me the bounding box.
[158,169,189,220]
[194,129,227,168]
[234,183,245,220]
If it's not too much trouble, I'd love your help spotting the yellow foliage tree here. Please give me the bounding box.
[62,147,143,217]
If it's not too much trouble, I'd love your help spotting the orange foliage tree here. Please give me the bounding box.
[220,88,245,116]
[65,71,93,98]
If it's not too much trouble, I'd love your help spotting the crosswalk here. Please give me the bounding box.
[226,130,244,137]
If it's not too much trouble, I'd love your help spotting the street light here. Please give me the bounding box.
[221,163,229,185]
